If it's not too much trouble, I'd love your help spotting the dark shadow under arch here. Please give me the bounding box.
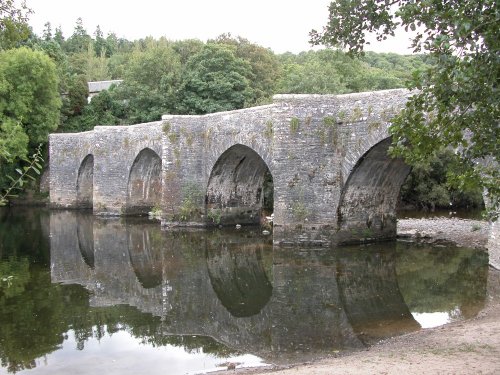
[337,138,411,244]
[206,144,273,226]
[126,148,162,215]
[76,154,94,208]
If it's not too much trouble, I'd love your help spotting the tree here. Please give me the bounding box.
[311,0,499,218]
[277,53,347,94]
[84,44,110,81]
[0,0,32,50]
[0,47,61,146]
[116,38,182,122]
[64,17,92,54]
[0,118,28,164]
[53,26,64,47]
[42,22,52,42]
[212,34,281,105]
[92,25,107,56]
[0,47,60,196]
[177,43,254,114]
[400,149,483,211]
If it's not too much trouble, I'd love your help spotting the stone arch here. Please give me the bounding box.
[76,154,94,208]
[206,144,273,226]
[126,148,162,215]
[337,137,410,243]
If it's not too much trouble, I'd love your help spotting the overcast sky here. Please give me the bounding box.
[27,0,414,54]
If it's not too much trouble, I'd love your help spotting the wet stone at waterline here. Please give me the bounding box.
[0,208,489,374]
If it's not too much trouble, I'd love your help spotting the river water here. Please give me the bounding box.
[0,207,489,374]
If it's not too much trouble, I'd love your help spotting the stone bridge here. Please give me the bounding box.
[49,89,413,245]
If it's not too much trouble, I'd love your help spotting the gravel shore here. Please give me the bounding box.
[397,217,490,249]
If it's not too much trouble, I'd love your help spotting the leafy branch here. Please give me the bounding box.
[0,145,44,206]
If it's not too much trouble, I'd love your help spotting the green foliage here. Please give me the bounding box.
[311,0,499,218]
[289,117,300,134]
[63,17,92,54]
[276,49,426,94]
[291,201,309,222]
[207,208,222,225]
[116,38,181,122]
[176,183,204,222]
[0,47,59,196]
[64,74,89,117]
[0,145,43,206]
[177,43,254,114]
[264,120,273,139]
[63,89,124,132]
[400,149,484,210]
[0,47,61,144]
[171,39,204,65]
[0,0,32,50]
[0,118,29,164]
[212,34,281,104]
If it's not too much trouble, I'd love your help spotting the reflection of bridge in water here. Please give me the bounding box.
[50,211,488,363]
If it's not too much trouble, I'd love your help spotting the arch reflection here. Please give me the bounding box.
[127,220,163,289]
[206,229,273,317]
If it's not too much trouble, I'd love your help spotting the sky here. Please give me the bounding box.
[26,0,414,54]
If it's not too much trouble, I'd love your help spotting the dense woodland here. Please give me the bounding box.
[0,13,483,210]
[31,20,430,130]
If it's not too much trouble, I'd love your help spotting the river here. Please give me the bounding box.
[0,207,489,374]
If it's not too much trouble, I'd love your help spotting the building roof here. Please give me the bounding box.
[88,80,123,94]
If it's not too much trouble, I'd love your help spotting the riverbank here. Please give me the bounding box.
[220,218,500,375]
[397,217,490,250]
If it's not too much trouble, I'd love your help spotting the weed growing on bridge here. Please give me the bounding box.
[368,121,383,132]
[350,107,364,122]
[337,110,347,123]
[176,183,204,222]
[173,147,181,167]
[162,122,171,134]
[323,116,335,126]
[316,116,339,147]
[291,201,310,222]
[264,120,273,139]
[380,107,396,122]
[207,208,222,225]
[185,133,194,147]
[362,228,374,239]
[168,132,179,143]
[290,117,300,135]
